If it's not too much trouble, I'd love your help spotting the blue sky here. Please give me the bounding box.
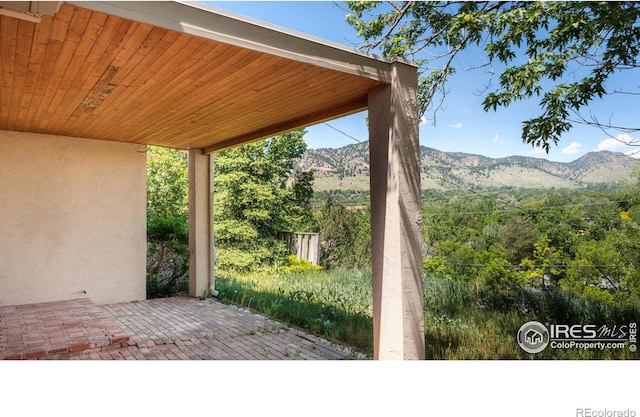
[205,1,640,162]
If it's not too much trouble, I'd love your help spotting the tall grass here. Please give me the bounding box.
[215,269,639,359]
[424,278,638,359]
[216,268,374,355]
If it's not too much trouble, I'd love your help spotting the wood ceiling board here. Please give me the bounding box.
[18,4,71,130]
[67,32,208,131]
[39,8,101,130]
[145,69,377,149]
[76,28,184,119]
[203,97,370,153]
[209,75,374,137]
[0,16,18,126]
[10,19,33,127]
[75,46,260,143]
[18,15,54,131]
[57,17,142,126]
[27,6,100,132]
[115,55,290,144]
[105,47,258,129]
[55,17,150,124]
[0,3,391,150]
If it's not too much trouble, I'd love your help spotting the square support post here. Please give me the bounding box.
[188,149,212,298]
[368,61,425,359]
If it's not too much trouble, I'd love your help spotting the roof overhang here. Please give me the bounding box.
[0,1,404,152]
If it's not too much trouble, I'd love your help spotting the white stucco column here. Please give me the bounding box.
[188,149,211,298]
[368,61,425,359]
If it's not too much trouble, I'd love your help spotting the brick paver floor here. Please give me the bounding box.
[0,296,362,360]
[0,298,129,360]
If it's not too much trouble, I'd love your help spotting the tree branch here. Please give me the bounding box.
[569,110,640,137]
[364,1,414,51]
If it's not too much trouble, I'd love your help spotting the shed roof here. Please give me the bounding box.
[0,1,397,152]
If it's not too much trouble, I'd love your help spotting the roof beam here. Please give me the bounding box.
[66,1,401,83]
[0,1,62,22]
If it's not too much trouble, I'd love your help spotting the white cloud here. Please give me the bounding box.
[420,116,427,125]
[492,134,505,145]
[561,141,582,155]
[450,123,462,129]
[617,133,634,144]
[596,134,634,152]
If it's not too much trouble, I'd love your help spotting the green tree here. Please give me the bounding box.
[519,234,565,287]
[435,240,476,283]
[474,247,524,292]
[346,1,640,151]
[213,130,314,271]
[499,214,539,264]
[317,195,371,269]
[589,204,624,241]
[147,146,188,220]
[291,168,316,232]
[146,146,189,297]
[561,236,626,303]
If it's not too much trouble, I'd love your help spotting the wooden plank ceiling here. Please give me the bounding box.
[0,3,384,151]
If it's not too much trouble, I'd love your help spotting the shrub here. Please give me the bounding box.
[146,214,189,298]
[280,254,323,274]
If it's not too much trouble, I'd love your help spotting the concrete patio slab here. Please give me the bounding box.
[0,296,362,360]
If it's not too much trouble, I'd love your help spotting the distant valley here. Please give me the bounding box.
[296,142,638,191]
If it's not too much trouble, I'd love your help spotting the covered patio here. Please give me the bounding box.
[0,1,424,359]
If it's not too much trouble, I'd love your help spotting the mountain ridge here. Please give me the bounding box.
[296,142,638,191]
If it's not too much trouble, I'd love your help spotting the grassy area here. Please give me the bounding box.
[423,278,636,359]
[215,269,639,359]
[215,268,374,355]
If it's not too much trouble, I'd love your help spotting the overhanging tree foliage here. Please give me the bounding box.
[346,1,640,151]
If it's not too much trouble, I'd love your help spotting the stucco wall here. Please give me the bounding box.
[0,130,147,306]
